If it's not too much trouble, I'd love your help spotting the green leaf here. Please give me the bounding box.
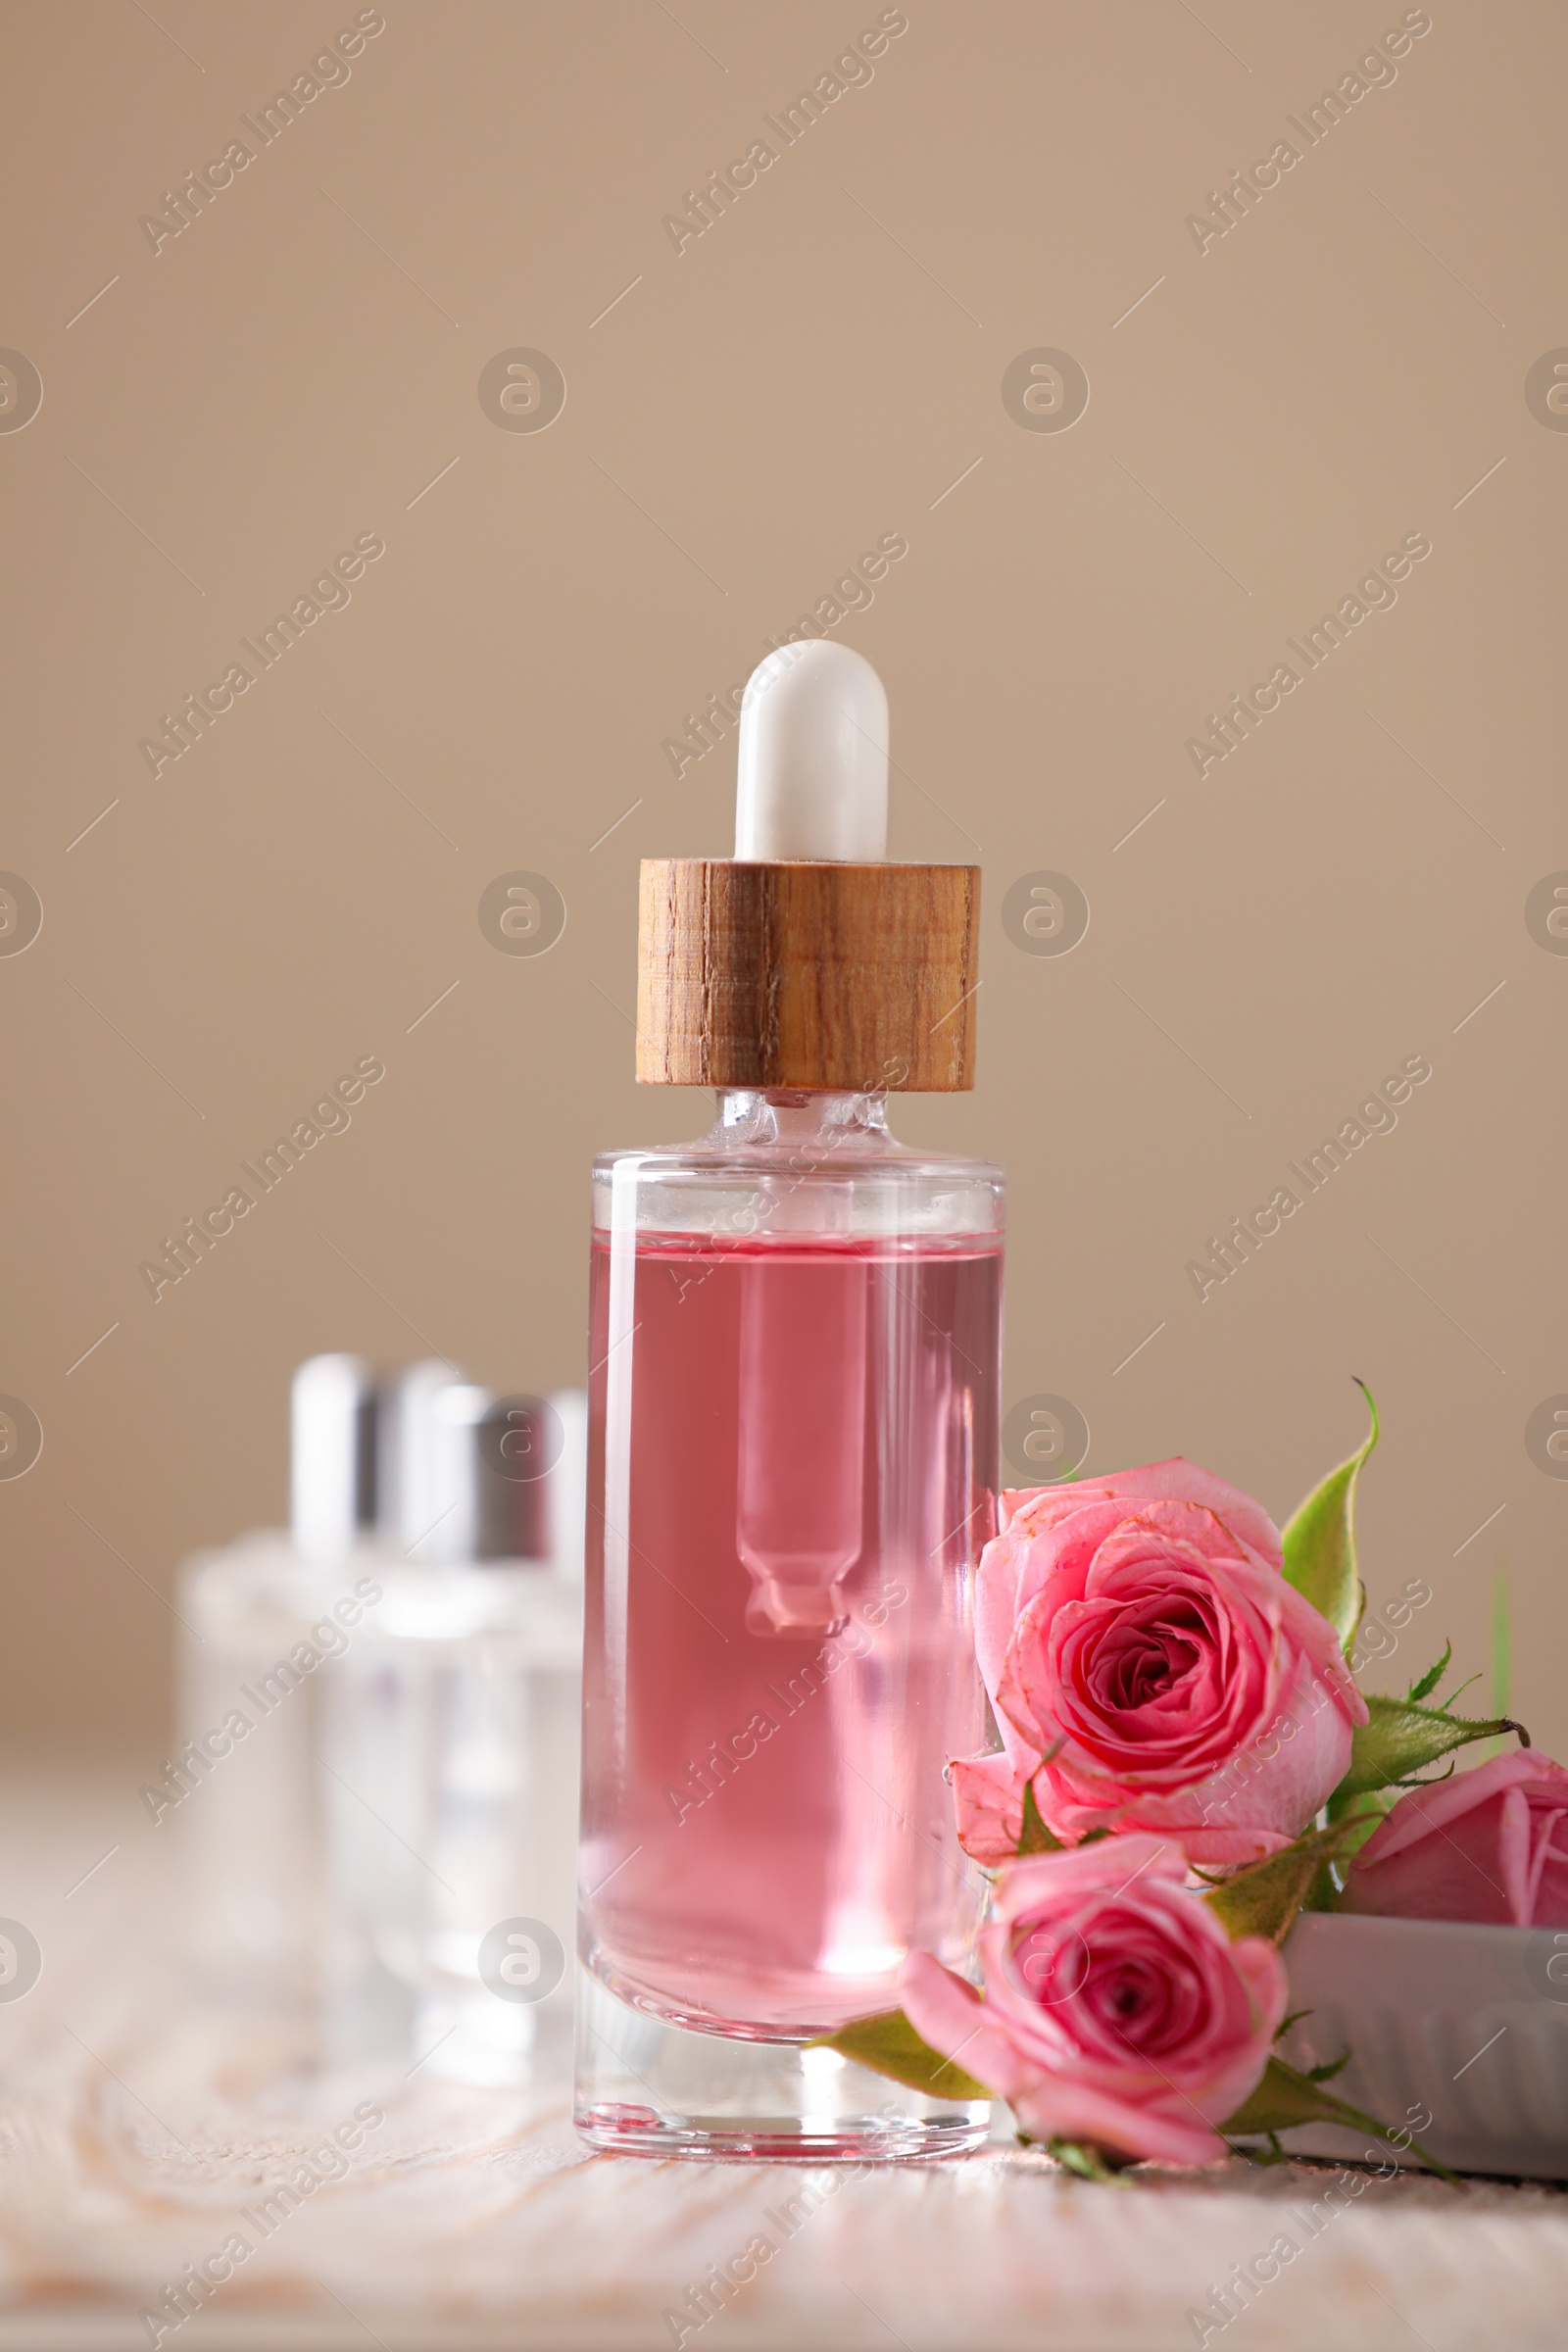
[1334,1690,1525,1801]
[1016,1779,1063,1856]
[1200,1819,1376,1945]
[1222,2055,1453,2181]
[812,2009,989,2101]
[1406,1642,1451,1704]
[1281,1378,1379,1649]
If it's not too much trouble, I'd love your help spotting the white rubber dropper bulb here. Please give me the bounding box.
[734,639,889,860]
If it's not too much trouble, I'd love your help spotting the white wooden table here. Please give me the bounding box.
[2,1769,1565,2351]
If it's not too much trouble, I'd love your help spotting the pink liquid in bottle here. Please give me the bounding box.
[580,1204,1001,2036]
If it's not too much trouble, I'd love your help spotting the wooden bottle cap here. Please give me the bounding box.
[636,859,980,1091]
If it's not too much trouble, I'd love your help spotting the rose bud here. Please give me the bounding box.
[1343,1749,1568,1926]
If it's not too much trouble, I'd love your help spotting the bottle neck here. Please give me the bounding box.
[711,1090,895,1153]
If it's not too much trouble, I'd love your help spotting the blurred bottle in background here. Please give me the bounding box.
[175,1355,584,2088]
[323,1382,584,2085]
[178,1353,386,2012]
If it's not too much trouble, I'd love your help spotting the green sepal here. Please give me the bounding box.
[811,2009,989,2101]
[1232,2131,1291,2167]
[1200,1818,1376,1945]
[1016,1780,1063,1856]
[1406,1642,1452,1704]
[1046,2137,1131,2180]
[1281,1378,1379,1650]
[1301,1869,1339,1913]
[1222,2055,1453,2182]
[1311,1783,1400,1900]
[1334,1690,1525,1801]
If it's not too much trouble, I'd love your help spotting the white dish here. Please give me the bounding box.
[1280,1911,1568,2180]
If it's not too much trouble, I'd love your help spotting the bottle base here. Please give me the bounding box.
[573,1963,992,2162]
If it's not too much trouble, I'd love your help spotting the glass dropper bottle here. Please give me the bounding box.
[574,641,1004,2161]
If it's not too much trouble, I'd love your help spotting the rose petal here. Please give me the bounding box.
[906,1838,1284,2168]
[950,1749,1034,1866]
[1044,1645,1359,1857]
[973,1529,1035,1740]
[1004,1459,1283,1572]
[897,1951,1029,2105]
[1007,2081,1230,2169]
[1345,1750,1568,1927]
[990,1836,1189,1922]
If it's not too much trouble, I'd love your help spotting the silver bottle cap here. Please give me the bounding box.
[479,1395,563,1562]
[410,1388,563,1564]
[290,1354,377,1563]
[379,1359,463,1555]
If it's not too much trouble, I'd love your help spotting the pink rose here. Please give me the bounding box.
[900,1837,1287,2166]
[951,1459,1366,1867]
[1343,1749,1568,1927]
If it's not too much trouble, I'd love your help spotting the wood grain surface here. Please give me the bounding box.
[636,861,981,1092]
[2,1773,1566,2351]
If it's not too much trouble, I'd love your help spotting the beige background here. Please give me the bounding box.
[2,0,1561,1761]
